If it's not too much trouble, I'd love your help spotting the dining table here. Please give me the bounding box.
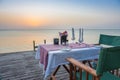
[35,43,101,79]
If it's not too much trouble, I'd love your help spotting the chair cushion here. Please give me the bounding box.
[76,71,120,80]
[96,47,120,75]
[101,72,120,80]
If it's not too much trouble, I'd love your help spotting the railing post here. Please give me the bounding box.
[33,40,35,51]
[33,40,46,52]
[44,40,46,44]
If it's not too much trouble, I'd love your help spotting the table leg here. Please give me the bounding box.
[50,65,61,80]
[53,65,61,75]
[50,64,70,80]
[63,65,70,73]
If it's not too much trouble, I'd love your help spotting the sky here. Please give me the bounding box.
[0,0,120,29]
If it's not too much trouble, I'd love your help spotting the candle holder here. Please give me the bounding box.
[71,38,75,43]
[54,38,59,45]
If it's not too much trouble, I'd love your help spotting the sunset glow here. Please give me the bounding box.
[0,0,120,29]
[22,17,46,27]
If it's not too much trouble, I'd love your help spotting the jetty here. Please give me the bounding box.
[0,51,69,80]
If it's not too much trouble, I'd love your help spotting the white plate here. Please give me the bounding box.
[61,48,71,52]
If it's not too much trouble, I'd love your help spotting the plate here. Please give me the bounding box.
[61,47,71,52]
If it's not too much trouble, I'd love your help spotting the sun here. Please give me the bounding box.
[25,17,40,27]
[23,16,47,28]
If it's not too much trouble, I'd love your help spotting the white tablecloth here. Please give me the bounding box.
[35,45,101,78]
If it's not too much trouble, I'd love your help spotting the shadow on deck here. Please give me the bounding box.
[0,51,69,80]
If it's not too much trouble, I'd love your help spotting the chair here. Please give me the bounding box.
[66,46,120,80]
[80,34,120,72]
[89,34,120,67]
[98,34,120,46]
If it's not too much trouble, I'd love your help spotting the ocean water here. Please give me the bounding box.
[0,29,120,53]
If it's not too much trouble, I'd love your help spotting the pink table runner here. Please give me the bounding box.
[40,43,94,70]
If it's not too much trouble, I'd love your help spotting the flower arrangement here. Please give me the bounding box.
[59,31,68,37]
[59,31,68,45]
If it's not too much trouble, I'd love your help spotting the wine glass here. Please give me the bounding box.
[71,37,75,43]
[78,28,84,44]
[78,38,83,44]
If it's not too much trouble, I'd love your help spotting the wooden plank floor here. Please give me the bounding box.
[0,51,69,80]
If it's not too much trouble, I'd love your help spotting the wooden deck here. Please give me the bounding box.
[0,51,69,80]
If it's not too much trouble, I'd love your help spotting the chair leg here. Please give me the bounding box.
[79,68,82,80]
[92,76,95,80]
[69,63,73,80]
[95,77,100,80]
[86,72,89,80]
[73,65,77,80]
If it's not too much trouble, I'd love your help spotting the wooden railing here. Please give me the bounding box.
[33,41,38,51]
[33,40,46,51]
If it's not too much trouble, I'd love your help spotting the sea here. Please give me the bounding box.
[0,29,120,54]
